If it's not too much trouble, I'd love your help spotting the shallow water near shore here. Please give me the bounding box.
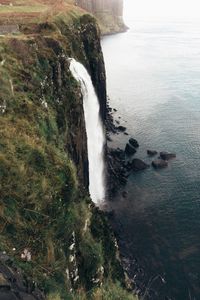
[102,19,200,299]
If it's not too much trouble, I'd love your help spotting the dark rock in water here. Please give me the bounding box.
[129,138,139,148]
[117,125,127,132]
[105,102,119,134]
[106,134,112,142]
[113,108,117,112]
[132,159,149,171]
[110,147,125,161]
[124,160,132,170]
[107,147,127,196]
[160,151,176,160]
[123,161,133,179]
[124,132,129,136]
[122,191,128,198]
[152,159,168,169]
[125,143,136,155]
[147,149,158,156]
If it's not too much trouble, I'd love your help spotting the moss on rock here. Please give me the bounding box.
[0,8,137,300]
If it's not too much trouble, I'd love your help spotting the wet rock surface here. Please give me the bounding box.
[106,103,142,195]
[160,152,176,160]
[105,102,119,134]
[132,159,150,171]
[147,150,158,156]
[129,138,139,148]
[125,143,137,155]
[107,147,127,196]
[152,159,168,169]
[117,125,127,132]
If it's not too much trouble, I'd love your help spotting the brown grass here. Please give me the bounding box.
[0,0,76,24]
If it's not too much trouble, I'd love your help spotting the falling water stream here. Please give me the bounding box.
[70,58,105,204]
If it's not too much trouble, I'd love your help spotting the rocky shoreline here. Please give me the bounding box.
[106,103,176,195]
[105,100,176,299]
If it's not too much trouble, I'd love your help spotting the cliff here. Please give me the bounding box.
[0,2,136,299]
[75,0,127,34]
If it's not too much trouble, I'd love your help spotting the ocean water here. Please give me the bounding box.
[102,19,200,300]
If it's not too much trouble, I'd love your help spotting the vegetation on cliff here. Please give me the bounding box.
[0,1,136,299]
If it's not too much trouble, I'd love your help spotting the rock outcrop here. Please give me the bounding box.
[75,0,127,34]
[132,159,149,171]
[129,138,139,148]
[160,151,176,160]
[0,253,44,300]
[107,147,127,195]
[125,143,137,155]
[152,159,168,169]
[147,149,158,156]
[0,5,135,299]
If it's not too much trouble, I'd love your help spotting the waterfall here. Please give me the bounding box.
[69,58,105,205]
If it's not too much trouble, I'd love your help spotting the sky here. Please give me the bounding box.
[124,0,200,20]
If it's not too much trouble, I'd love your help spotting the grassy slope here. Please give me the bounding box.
[0,2,137,299]
[0,0,126,35]
[0,1,83,25]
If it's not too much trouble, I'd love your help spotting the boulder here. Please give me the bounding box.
[109,148,125,161]
[117,125,126,132]
[129,138,139,148]
[152,159,168,169]
[122,191,128,198]
[160,152,176,160]
[147,150,158,156]
[107,147,127,196]
[124,160,132,170]
[132,159,149,171]
[125,143,136,155]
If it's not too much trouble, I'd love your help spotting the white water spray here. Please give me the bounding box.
[69,59,105,204]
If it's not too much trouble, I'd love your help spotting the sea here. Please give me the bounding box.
[102,17,200,300]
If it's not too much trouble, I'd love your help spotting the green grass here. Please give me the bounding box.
[0,5,47,13]
[0,26,80,294]
[46,281,138,300]
[0,8,136,300]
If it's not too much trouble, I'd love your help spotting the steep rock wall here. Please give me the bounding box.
[0,10,135,299]
[76,0,123,16]
[75,0,126,34]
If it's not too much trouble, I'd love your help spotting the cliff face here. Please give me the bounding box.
[76,0,123,15]
[75,0,127,34]
[0,6,137,299]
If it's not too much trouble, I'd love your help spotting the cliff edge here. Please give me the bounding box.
[0,1,135,299]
